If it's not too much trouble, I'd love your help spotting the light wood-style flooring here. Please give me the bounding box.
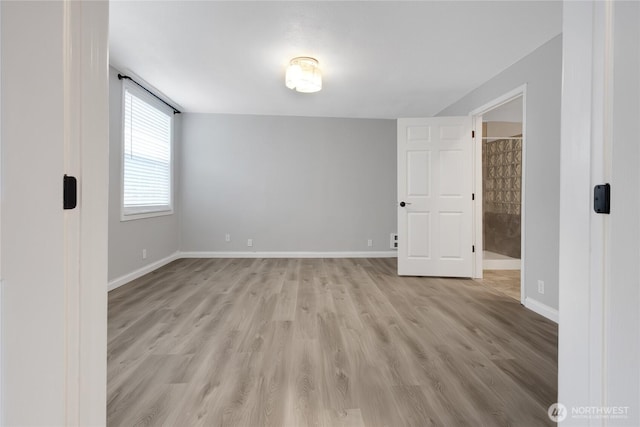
[108,258,557,426]
[477,269,521,301]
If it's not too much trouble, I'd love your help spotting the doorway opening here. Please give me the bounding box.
[472,87,525,304]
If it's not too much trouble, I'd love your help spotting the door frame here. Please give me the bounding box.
[1,1,108,424]
[558,0,612,418]
[469,84,527,305]
[0,3,3,419]
[66,2,109,424]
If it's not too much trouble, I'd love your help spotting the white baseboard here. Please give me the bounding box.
[524,297,559,323]
[179,251,398,259]
[108,251,180,292]
[483,259,521,270]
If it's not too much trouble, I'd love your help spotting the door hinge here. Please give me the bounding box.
[472,193,475,201]
[63,174,77,210]
[594,183,610,214]
[472,245,475,253]
[472,130,475,138]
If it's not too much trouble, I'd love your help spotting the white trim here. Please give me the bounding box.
[69,2,109,425]
[472,115,483,279]
[63,3,82,421]
[120,208,174,222]
[524,297,558,323]
[470,84,527,305]
[588,2,610,410]
[520,90,527,306]
[180,251,398,259]
[0,3,3,420]
[469,85,528,117]
[108,252,180,291]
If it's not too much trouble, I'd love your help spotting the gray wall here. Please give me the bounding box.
[108,67,181,281]
[180,114,396,253]
[438,35,562,310]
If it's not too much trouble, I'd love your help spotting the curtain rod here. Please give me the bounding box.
[118,74,181,114]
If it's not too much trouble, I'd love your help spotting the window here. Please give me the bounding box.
[121,81,173,220]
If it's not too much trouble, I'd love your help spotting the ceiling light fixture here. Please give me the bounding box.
[285,57,322,93]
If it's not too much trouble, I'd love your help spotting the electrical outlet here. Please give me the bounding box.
[538,280,545,294]
[247,238,253,247]
[142,249,147,260]
[367,239,373,247]
[390,233,398,249]
[225,233,231,242]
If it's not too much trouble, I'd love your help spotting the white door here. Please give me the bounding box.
[397,117,473,277]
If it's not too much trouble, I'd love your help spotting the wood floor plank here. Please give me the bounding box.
[322,408,366,427]
[272,280,299,321]
[284,338,322,427]
[317,311,356,412]
[108,257,557,426]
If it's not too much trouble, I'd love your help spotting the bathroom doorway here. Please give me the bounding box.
[473,91,524,302]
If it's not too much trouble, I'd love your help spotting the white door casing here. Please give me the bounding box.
[469,86,526,291]
[397,117,473,277]
[74,2,109,425]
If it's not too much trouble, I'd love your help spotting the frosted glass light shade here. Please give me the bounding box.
[285,57,322,93]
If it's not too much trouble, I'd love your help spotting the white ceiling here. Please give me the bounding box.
[109,1,562,119]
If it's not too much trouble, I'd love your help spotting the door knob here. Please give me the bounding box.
[399,201,411,207]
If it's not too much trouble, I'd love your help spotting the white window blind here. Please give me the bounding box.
[122,84,173,218]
